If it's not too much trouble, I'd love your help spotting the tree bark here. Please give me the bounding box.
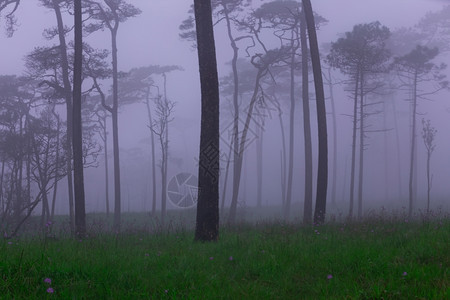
[303,0,328,224]
[194,0,220,241]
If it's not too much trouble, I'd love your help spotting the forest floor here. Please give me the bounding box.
[0,213,449,299]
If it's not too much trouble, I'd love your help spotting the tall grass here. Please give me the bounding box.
[0,214,448,299]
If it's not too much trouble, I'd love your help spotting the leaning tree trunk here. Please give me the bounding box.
[193,0,220,241]
[303,0,328,224]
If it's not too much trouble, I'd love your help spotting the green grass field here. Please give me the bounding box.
[0,215,449,299]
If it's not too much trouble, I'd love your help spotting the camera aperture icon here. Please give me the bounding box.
[167,173,198,208]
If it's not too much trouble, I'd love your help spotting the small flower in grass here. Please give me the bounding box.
[7,241,12,245]
[209,257,214,260]
[402,272,407,276]
[46,287,54,294]
[145,253,149,257]
[164,289,168,294]
[44,278,52,284]
[229,256,233,261]
[327,274,333,280]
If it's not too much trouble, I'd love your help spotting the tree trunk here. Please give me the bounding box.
[193,0,220,241]
[101,114,110,218]
[408,71,418,218]
[349,71,359,219]
[303,0,328,224]
[300,11,313,224]
[256,123,263,208]
[357,72,364,219]
[226,5,241,224]
[111,26,122,232]
[284,35,296,220]
[51,109,60,221]
[325,68,338,208]
[426,150,431,213]
[220,137,233,211]
[52,0,74,232]
[145,89,157,216]
[73,0,86,237]
[228,70,264,224]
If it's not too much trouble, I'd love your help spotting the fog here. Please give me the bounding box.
[0,0,449,224]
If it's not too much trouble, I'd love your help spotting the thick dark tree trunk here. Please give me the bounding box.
[303,0,328,224]
[193,0,220,241]
[73,0,86,237]
[300,11,313,224]
[52,0,74,232]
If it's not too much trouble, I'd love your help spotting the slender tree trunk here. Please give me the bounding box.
[357,72,364,219]
[51,111,60,221]
[349,71,359,219]
[383,102,389,201]
[256,123,263,208]
[226,5,241,224]
[110,27,122,231]
[284,34,297,220]
[145,89,157,216]
[0,159,5,215]
[161,74,169,224]
[220,137,233,211]
[193,0,220,241]
[228,70,264,224]
[426,151,431,213]
[275,100,287,207]
[392,99,403,201]
[408,71,418,218]
[101,114,110,218]
[73,0,86,237]
[326,68,338,208]
[52,0,74,232]
[303,0,328,224]
[300,12,313,224]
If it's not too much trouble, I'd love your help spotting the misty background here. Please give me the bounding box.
[0,0,449,220]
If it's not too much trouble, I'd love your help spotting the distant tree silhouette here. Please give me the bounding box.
[328,21,390,219]
[393,45,447,217]
[85,0,141,231]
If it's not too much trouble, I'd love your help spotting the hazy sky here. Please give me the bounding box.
[1,0,449,213]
